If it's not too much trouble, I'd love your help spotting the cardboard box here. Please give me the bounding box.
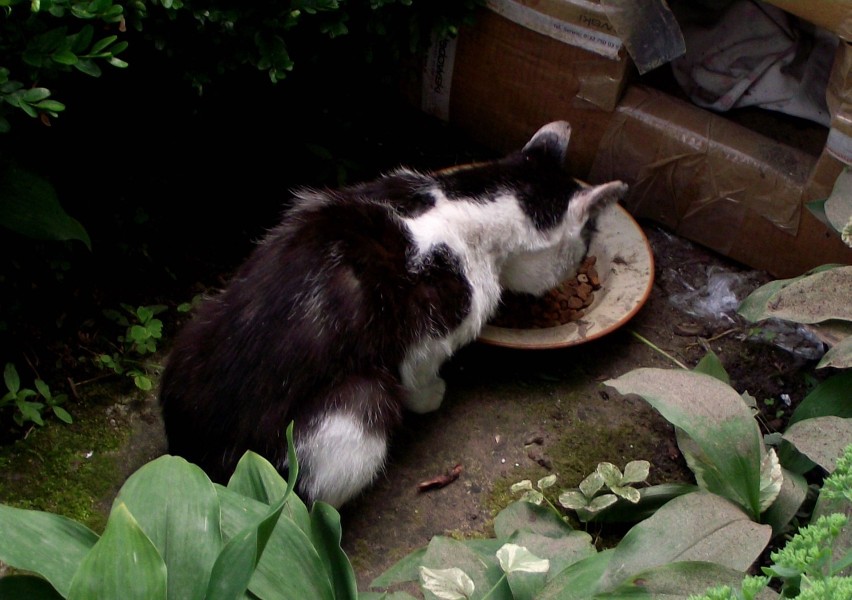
[590,85,852,278]
[765,0,852,42]
[417,2,631,177]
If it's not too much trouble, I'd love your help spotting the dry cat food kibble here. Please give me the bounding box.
[490,255,601,329]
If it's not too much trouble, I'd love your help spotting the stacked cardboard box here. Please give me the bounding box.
[415,0,852,277]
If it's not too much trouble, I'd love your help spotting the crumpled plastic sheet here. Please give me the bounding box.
[662,232,826,360]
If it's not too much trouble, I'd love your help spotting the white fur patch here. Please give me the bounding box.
[296,412,387,507]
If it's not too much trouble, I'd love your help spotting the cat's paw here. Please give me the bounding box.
[404,378,446,414]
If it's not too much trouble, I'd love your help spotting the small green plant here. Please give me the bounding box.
[94,303,166,390]
[1,362,72,427]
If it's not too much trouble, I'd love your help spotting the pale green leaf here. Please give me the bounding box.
[536,550,614,600]
[607,368,764,518]
[67,503,167,600]
[737,264,843,323]
[537,474,557,490]
[586,494,618,512]
[506,529,596,581]
[762,468,808,536]
[596,462,622,487]
[420,536,496,596]
[783,416,852,472]
[621,460,650,484]
[0,505,98,596]
[520,490,544,505]
[818,335,852,369]
[493,501,575,540]
[826,166,852,234]
[578,470,604,498]
[611,486,641,504]
[604,561,780,597]
[419,567,474,600]
[496,543,550,574]
[558,490,588,510]
[693,348,731,385]
[369,547,428,588]
[759,266,852,324]
[510,480,533,494]
[759,448,783,512]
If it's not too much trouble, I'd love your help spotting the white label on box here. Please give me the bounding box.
[486,0,623,59]
[422,34,458,122]
[827,126,852,166]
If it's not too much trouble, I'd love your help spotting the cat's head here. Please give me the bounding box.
[498,121,628,295]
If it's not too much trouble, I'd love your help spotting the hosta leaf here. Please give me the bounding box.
[496,544,550,574]
[67,503,167,600]
[596,462,622,487]
[598,491,771,590]
[227,450,287,504]
[783,416,852,472]
[607,368,764,518]
[737,264,843,323]
[621,460,650,484]
[507,529,596,581]
[759,448,783,512]
[419,567,474,600]
[818,335,852,369]
[759,266,852,324]
[693,348,731,384]
[558,490,588,510]
[493,501,574,541]
[578,470,604,498]
[420,537,497,597]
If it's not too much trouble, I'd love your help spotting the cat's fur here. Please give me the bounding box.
[159,121,627,507]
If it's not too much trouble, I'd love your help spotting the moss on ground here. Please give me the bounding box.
[0,385,134,533]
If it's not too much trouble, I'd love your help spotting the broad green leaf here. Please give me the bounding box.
[496,544,550,574]
[587,494,618,512]
[73,58,101,77]
[206,490,290,600]
[227,450,288,504]
[737,264,843,323]
[0,505,98,596]
[537,549,614,600]
[370,547,428,588]
[113,455,222,600]
[22,87,51,102]
[604,561,780,598]
[419,567,475,600]
[494,501,575,540]
[757,266,852,324]
[818,335,852,369]
[420,537,498,597]
[610,486,640,504]
[607,368,764,518]
[693,348,731,385]
[311,502,358,600]
[359,593,420,600]
[598,491,771,590]
[51,50,78,64]
[3,362,19,393]
[67,503,167,600]
[247,515,336,600]
[90,34,117,54]
[762,468,808,536]
[507,529,596,581]
[783,416,852,472]
[788,371,852,425]
[579,470,605,498]
[597,462,622,488]
[53,405,73,423]
[0,162,91,249]
[0,574,63,599]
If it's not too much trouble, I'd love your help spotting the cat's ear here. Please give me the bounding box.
[522,121,572,165]
[569,181,628,223]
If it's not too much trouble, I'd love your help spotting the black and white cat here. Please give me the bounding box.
[159,121,627,507]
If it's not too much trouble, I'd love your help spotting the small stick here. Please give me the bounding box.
[417,464,463,492]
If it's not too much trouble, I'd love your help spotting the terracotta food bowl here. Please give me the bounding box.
[479,202,654,349]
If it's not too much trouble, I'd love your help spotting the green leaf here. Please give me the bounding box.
[755,266,852,324]
[22,87,51,102]
[0,505,98,596]
[113,455,223,600]
[34,99,65,112]
[758,448,783,512]
[537,474,557,490]
[73,58,102,77]
[53,405,73,424]
[605,561,777,597]
[370,547,428,588]
[607,368,764,518]
[496,543,549,574]
[536,549,614,600]
[34,379,50,399]
[818,335,852,369]
[51,49,78,64]
[621,460,650,484]
[610,486,640,504]
[419,566,475,600]
[826,166,852,234]
[310,502,358,600]
[0,574,64,599]
[579,470,605,498]
[762,468,808,536]
[227,450,288,504]
[586,483,699,524]
[133,374,153,390]
[493,501,575,540]
[789,371,852,426]
[69,25,94,53]
[737,264,843,323]
[0,162,91,249]
[598,492,771,590]
[693,348,731,385]
[558,490,588,510]
[67,503,167,600]
[586,493,618,512]
[90,35,117,54]
[107,56,128,68]
[783,417,852,473]
[4,362,20,393]
[596,462,623,488]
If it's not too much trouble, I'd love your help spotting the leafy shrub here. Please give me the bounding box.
[1,362,72,427]
[92,303,167,390]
